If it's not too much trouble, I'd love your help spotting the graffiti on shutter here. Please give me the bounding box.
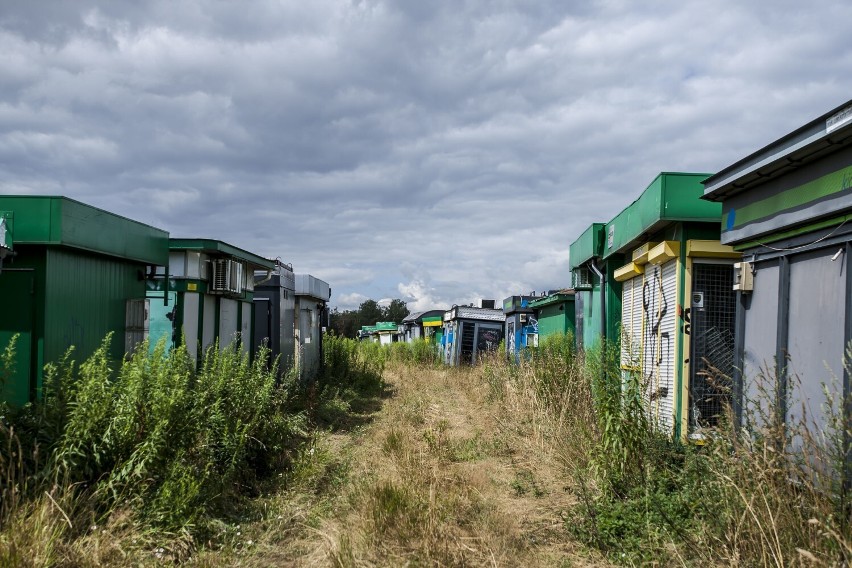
[641,260,677,434]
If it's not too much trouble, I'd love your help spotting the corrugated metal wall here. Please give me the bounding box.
[43,248,145,372]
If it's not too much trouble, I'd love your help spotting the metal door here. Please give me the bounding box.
[459,322,476,365]
[689,263,736,428]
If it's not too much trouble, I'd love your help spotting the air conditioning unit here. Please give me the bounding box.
[573,267,593,290]
[211,258,245,294]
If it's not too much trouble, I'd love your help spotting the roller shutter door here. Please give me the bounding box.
[641,260,677,434]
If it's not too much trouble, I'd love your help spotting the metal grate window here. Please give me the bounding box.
[689,263,736,429]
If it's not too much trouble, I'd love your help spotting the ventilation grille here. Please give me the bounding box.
[573,267,593,290]
[211,259,244,294]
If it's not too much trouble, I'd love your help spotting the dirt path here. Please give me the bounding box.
[217,363,609,566]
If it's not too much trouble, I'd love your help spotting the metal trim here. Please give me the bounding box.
[844,241,852,509]
[739,223,852,263]
[733,290,747,427]
[775,256,791,436]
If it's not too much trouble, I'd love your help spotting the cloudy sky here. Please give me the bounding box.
[2,1,851,311]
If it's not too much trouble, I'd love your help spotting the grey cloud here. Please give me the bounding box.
[1,0,852,311]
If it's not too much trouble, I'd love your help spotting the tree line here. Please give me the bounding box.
[328,298,410,338]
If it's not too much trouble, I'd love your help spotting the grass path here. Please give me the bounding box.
[212,363,609,566]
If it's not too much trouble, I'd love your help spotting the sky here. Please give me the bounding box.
[2,0,851,311]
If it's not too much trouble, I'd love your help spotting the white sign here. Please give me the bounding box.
[826,105,852,133]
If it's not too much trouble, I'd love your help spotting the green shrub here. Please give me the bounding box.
[2,335,306,534]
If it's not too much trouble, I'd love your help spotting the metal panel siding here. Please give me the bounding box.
[0,197,56,242]
[581,284,602,350]
[661,173,720,220]
[299,307,319,380]
[295,274,330,300]
[183,293,200,361]
[60,199,168,265]
[240,302,252,353]
[569,224,605,270]
[741,262,779,428]
[787,249,845,438]
[718,145,852,245]
[219,298,239,349]
[0,197,168,264]
[537,304,566,339]
[169,239,273,270]
[43,248,145,371]
[148,291,177,352]
[202,295,216,353]
[280,290,296,371]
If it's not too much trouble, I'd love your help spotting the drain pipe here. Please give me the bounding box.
[588,260,606,342]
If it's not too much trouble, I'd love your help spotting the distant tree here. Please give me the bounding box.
[328,297,412,338]
[384,298,410,323]
[329,308,359,338]
[357,299,385,328]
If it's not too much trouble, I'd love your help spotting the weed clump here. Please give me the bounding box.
[485,332,852,565]
[0,335,307,561]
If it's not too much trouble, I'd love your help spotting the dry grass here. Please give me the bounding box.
[223,360,608,567]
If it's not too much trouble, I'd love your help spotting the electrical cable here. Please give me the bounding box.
[753,219,848,252]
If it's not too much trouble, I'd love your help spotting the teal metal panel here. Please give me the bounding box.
[580,285,602,350]
[149,291,178,353]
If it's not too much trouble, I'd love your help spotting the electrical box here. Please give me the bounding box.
[733,261,754,292]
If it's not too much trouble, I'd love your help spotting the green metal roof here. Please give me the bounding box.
[529,291,575,309]
[602,172,719,259]
[0,196,168,265]
[169,238,274,269]
[568,223,605,270]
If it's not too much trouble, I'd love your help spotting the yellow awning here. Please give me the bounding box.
[614,262,645,282]
[686,240,741,259]
[648,241,680,265]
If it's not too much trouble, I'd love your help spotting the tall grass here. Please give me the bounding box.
[0,335,307,563]
[483,332,852,565]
